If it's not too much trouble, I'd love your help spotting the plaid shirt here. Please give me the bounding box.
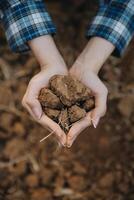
[0,0,134,56]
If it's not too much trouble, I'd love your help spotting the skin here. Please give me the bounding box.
[22,35,115,147]
[22,35,68,146]
[67,37,115,147]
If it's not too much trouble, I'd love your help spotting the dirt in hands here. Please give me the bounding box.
[38,75,95,132]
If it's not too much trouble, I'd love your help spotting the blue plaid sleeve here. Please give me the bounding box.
[0,0,56,53]
[87,0,134,57]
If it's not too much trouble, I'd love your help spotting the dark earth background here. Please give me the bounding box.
[0,1,134,199]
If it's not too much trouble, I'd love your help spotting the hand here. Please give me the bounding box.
[22,35,68,146]
[22,65,68,146]
[67,63,108,147]
[66,37,114,147]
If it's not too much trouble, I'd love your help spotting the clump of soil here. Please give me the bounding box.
[38,88,63,109]
[68,105,86,123]
[38,75,95,132]
[49,75,92,106]
[43,108,60,123]
[83,98,95,112]
[59,109,70,132]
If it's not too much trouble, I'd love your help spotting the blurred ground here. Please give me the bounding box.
[0,1,134,200]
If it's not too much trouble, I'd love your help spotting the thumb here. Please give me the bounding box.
[91,108,101,128]
[91,92,107,128]
[27,99,42,120]
[22,96,42,120]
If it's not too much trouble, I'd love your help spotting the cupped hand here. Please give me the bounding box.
[67,62,108,147]
[22,64,68,146]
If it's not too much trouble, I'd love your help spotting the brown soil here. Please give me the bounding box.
[49,75,91,106]
[38,88,63,109]
[38,75,95,131]
[68,105,86,123]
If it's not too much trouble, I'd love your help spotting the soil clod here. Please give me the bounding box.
[38,88,63,109]
[68,105,86,123]
[39,75,95,131]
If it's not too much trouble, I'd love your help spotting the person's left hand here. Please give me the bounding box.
[66,61,108,147]
[66,36,115,147]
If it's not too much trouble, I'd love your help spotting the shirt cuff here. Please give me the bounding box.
[1,0,56,53]
[86,4,134,57]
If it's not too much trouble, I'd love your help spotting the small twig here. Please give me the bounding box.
[0,105,22,116]
[0,155,27,168]
[109,93,133,100]
[0,104,33,121]
[40,131,55,142]
[67,124,73,128]
[14,69,31,79]
[39,115,87,143]
[0,154,40,172]
[39,115,70,143]
[0,58,12,80]
[27,154,40,172]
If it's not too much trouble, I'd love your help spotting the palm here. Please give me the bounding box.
[22,66,68,146]
[67,64,108,147]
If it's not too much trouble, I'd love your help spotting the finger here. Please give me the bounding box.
[67,113,92,147]
[22,100,43,123]
[39,114,67,146]
[23,100,66,146]
[22,95,42,120]
[23,98,62,140]
[24,98,66,146]
[80,73,108,128]
[91,88,108,128]
[22,77,44,120]
[26,98,42,120]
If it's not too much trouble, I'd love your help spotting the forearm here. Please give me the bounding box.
[28,35,66,69]
[0,0,56,53]
[75,37,115,73]
[87,1,134,57]
[69,38,112,145]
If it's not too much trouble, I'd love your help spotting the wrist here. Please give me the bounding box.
[40,57,66,71]
[75,37,115,74]
[40,63,67,75]
[74,55,100,74]
[28,35,66,70]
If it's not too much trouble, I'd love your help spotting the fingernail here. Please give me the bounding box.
[92,120,96,128]
[61,137,67,147]
[33,108,42,120]
[67,144,72,148]
[67,140,73,148]
[92,117,99,128]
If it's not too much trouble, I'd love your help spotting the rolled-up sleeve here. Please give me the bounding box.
[87,0,134,57]
[0,0,56,53]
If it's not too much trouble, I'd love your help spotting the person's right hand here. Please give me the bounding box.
[22,65,68,146]
[22,35,68,146]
